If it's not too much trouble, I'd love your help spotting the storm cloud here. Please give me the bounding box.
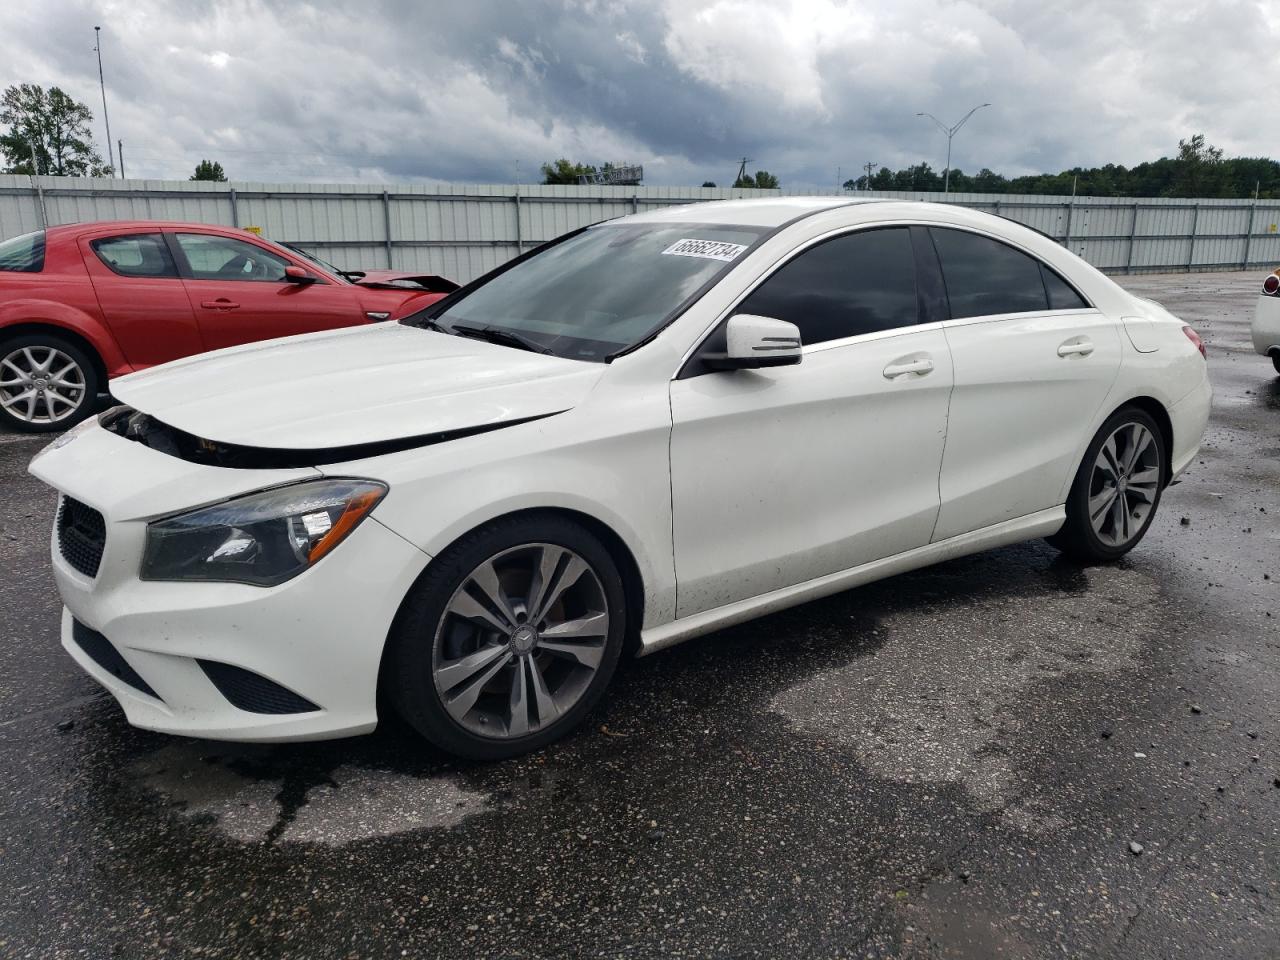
[1,0,1275,187]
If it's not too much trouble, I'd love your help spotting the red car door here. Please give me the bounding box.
[170,231,368,351]
[79,231,204,368]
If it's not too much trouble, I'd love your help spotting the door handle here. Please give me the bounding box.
[1057,338,1094,357]
[200,299,240,310]
[882,357,934,380]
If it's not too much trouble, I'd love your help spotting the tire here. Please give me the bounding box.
[1272,352,1280,375]
[1048,406,1167,562]
[386,514,627,759]
[0,333,101,433]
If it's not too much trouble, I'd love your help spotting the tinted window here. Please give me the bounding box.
[930,228,1048,318]
[0,231,46,272]
[91,234,178,278]
[1040,263,1088,310]
[176,233,291,281]
[736,228,918,345]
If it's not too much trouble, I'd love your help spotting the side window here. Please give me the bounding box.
[736,227,918,346]
[175,233,290,282]
[91,234,178,278]
[1041,263,1089,310]
[930,228,1048,319]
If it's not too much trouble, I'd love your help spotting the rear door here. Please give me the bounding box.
[928,226,1123,541]
[79,231,203,367]
[170,232,367,351]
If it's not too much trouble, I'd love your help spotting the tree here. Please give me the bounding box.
[541,158,597,184]
[0,83,111,176]
[190,159,227,182]
[1172,133,1224,197]
[701,180,717,188]
[733,169,780,189]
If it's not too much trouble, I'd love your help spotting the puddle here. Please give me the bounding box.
[129,743,488,845]
[770,564,1158,831]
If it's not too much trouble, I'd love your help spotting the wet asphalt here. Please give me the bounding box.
[0,272,1276,960]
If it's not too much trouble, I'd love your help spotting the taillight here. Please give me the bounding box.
[1264,273,1280,296]
[1182,325,1206,359]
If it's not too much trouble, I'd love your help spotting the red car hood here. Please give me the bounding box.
[353,270,460,293]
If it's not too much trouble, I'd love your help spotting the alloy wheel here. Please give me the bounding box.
[1088,421,1161,548]
[0,346,88,425]
[432,543,611,740]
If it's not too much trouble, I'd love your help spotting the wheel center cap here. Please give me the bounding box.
[510,624,539,655]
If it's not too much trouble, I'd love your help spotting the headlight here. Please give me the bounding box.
[141,479,387,586]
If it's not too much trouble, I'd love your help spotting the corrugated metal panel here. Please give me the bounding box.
[4,174,1280,282]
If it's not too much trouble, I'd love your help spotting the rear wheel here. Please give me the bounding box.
[0,334,100,433]
[386,515,626,759]
[1271,352,1280,375]
[1048,406,1167,562]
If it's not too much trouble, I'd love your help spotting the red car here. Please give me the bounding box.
[0,221,457,432]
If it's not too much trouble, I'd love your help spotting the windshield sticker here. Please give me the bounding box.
[660,238,748,262]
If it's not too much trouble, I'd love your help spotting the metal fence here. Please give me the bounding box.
[3,174,1280,284]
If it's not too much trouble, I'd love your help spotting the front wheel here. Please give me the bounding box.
[386,515,627,759]
[0,334,100,433]
[1048,407,1167,562]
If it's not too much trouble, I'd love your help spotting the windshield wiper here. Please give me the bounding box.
[449,323,553,355]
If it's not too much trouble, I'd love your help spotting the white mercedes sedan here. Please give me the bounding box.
[29,198,1212,758]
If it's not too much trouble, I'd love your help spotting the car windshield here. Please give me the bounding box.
[407,221,766,362]
[276,241,352,283]
[0,230,46,272]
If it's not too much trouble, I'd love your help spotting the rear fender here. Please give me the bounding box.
[0,300,130,377]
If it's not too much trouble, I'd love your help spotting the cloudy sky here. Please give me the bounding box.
[1,0,1276,188]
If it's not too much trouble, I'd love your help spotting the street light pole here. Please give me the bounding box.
[916,103,990,195]
[94,26,116,177]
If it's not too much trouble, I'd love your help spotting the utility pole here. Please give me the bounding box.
[94,26,116,177]
[864,161,876,191]
[916,103,990,195]
[118,139,125,178]
[28,138,39,175]
[734,157,751,188]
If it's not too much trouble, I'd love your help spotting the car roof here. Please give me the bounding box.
[42,220,256,240]
[623,197,884,228]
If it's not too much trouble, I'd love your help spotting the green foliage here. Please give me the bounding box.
[701,180,717,188]
[0,83,111,176]
[190,159,227,182]
[541,158,597,184]
[733,169,781,189]
[857,135,1280,199]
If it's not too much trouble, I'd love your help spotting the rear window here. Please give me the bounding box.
[0,231,46,272]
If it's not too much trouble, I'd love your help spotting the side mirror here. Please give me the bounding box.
[704,314,802,370]
[283,265,317,284]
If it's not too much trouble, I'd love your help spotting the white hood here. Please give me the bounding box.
[109,323,605,450]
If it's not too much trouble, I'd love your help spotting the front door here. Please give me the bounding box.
[170,232,363,351]
[669,226,954,619]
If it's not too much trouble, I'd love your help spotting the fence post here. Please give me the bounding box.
[382,190,393,268]
[1242,201,1258,270]
[228,187,238,227]
[1187,202,1200,273]
[514,184,523,254]
[1063,200,1073,249]
[632,192,639,215]
[1125,203,1139,274]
